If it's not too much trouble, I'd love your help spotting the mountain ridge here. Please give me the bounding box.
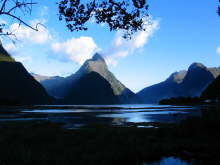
[137,62,220,103]
[34,53,138,104]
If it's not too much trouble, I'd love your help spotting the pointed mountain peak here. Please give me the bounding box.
[74,52,134,98]
[188,62,206,70]
[167,70,187,83]
[92,53,105,62]
[76,53,107,76]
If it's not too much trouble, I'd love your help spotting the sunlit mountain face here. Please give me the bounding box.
[33,53,139,104]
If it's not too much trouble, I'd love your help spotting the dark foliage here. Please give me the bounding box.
[0,98,21,106]
[58,0,149,38]
[159,97,205,105]
[201,75,220,100]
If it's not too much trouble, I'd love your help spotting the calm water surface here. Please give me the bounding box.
[144,157,192,165]
[0,104,201,128]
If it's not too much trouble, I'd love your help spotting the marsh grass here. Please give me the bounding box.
[0,108,220,165]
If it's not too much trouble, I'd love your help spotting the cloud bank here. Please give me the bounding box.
[103,17,160,65]
[2,19,52,63]
[2,16,159,67]
[9,19,52,44]
[51,37,98,65]
[217,46,220,54]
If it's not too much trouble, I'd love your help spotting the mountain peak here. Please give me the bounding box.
[167,70,187,83]
[92,53,105,62]
[74,52,135,99]
[188,62,206,70]
[75,53,108,79]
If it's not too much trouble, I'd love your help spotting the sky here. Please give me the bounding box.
[1,0,220,92]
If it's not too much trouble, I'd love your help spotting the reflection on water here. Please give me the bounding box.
[98,111,189,123]
[0,118,48,121]
[37,104,174,109]
[0,104,200,128]
[144,157,192,165]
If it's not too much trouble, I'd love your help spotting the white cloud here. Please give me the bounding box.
[3,42,33,63]
[14,56,32,63]
[4,43,16,52]
[217,46,220,54]
[4,42,26,56]
[0,18,7,24]
[104,17,160,65]
[9,19,52,44]
[51,37,99,64]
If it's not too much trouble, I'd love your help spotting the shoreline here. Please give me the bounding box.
[0,104,195,111]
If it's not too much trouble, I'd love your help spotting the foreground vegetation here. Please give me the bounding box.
[159,97,205,105]
[0,108,220,165]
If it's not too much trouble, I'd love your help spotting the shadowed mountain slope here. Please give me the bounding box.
[34,53,138,104]
[137,63,220,103]
[32,73,66,99]
[64,72,119,104]
[0,44,53,105]
[74,53,137,103]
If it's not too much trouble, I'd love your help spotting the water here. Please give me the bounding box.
[0,104,200,128]
[144,157,192,165]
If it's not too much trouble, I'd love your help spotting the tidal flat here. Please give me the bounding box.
[0,104,200,129]
[0,105,219,165]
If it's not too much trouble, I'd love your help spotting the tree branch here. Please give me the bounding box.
[0,12,39,31]
[0,0,39,39]
[8,2,37,14]
[0,0,7,13]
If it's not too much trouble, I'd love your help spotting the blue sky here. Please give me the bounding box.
[1,0,220,92]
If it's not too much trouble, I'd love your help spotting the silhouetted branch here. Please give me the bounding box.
[1,12,39,31]
[58,0,149,39]
[8,2,37,14]
[0,0,8,13]
[0,0,38,37]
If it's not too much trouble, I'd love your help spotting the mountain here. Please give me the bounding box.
[31,73,52,82]
[177,63,216,96]
[35,53,138,104]
[64,72,119,104]
[137,63,220,103]
[0,44,53,105]
[201,75,220,100]
[137,70,187,103]
[0,43,15,62]
[73,53,136,103]
[31,73,66,98]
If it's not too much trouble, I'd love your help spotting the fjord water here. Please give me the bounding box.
[0,104,200,128]
[144,157,192,165]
